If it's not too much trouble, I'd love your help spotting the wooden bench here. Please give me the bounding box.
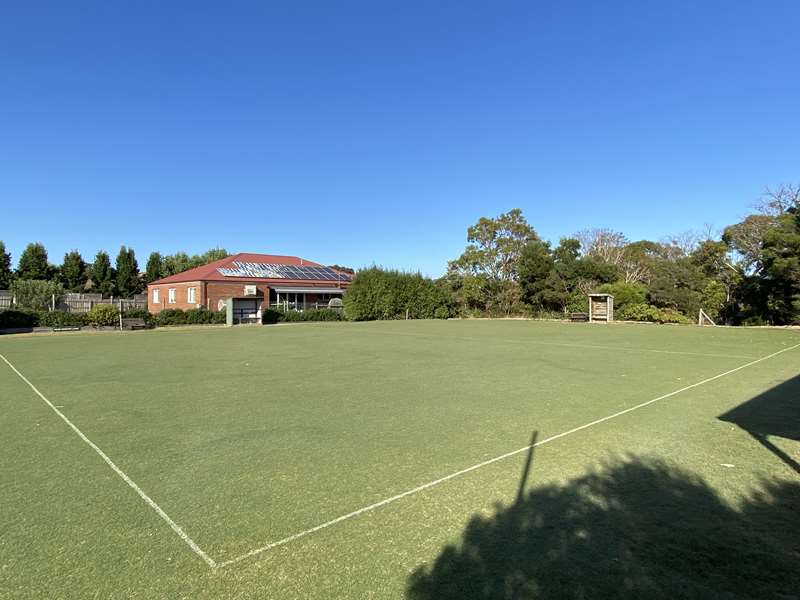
[569,312,589,322]
[121,318,148,330]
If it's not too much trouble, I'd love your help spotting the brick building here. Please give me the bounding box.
[147,253,352,323]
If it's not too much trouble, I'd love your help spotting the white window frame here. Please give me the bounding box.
[168,288,176,304]
[187,287,197,304]
[153,288,160,304]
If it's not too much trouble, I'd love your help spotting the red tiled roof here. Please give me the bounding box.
[150,253,327,285]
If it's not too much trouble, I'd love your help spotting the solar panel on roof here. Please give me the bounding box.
[217,262,352,281]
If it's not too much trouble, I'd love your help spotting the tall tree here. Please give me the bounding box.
[518,240,556,308]
[16,242,50,280]
[60,250,87,292]
[145,252,164,283]
[91,250,115,296]
[0,241,12,289]
[759,208,800,324]
[450,209,538,281]
[115,246,140,297]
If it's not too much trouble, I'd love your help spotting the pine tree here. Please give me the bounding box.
[115,246,141,297]
[91,250,115,297]
[16,242,50,280]
[61,250,87,292]
[145,252,164,283]
[0,241,12,289]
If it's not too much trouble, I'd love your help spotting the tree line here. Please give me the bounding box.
[2,182,797,325]
[344,182,799,325]
[441,184,800,325]
[0,243,229,298]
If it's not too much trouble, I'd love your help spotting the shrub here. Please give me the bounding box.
[121,307,155,326]
[617,303,661,322]
[596,281,648,310]
[617,303,692,324]
[262,308,343,324]
[154,307,226,326]
[262,309,281,324]
[154,308,187,326]
[434,306,450,320]
[85,303,120,327]
[39,310,85,328]
[565,292,588,314]
[0,309,41,329]
[742,315,768,327]
[344,267,454,321]
[184,307,225,324]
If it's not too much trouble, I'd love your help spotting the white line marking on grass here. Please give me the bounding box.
[217,341,800,569]
[358,328,759,360]
[0,353,217,569]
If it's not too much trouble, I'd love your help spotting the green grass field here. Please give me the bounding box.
[1,320,798,599]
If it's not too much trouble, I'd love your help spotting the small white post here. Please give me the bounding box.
[119,298,123,330]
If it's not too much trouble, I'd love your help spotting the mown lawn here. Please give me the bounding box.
[1,320,798,599]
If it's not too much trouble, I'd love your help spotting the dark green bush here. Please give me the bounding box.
[343,267,454,321]
[121,307,155,326]
[39,310,85,328]
[154,308,187,326]
[0,309,41,329]
[184,307,225,324]
[262,309,281,324]
[154,307,226,326]
[262,308,343,324]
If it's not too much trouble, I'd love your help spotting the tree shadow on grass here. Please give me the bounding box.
[719,374,800,474]
[407,455,800,599]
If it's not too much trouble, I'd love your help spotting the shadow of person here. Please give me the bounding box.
[407,455,800,600]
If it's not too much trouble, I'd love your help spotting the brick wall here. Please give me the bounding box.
[147,281,203,313]
[205,282,268,312]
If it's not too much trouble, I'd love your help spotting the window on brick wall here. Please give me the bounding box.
[168,288,176,304]
[187,287,196,304]
[153,289,160,304]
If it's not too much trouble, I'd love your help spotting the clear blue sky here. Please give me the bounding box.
[2,1,798,276]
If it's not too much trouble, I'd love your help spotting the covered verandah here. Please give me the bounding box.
[269,286,345,312]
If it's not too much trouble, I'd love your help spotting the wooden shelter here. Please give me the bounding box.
[588,293,614,323]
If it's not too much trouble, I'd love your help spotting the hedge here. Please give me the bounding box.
[262,308,343,324]
[154,308,226,326]
[39,310,85,327]
[0,309,41,329]
[343,267,454,321]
